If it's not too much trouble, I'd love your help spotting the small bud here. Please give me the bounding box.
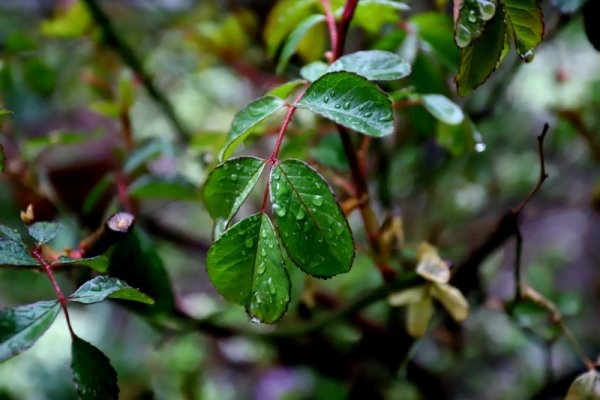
[20,204,35,225]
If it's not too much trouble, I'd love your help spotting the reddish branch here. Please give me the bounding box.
[31,248,75,337]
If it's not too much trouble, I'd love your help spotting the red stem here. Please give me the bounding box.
[269,89,307,162]
[321,0,338,59]
[334,0,359,59]
[31,248,75,337]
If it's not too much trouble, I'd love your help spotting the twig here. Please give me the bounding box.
[334,0,359,60]
[82,0,191,142]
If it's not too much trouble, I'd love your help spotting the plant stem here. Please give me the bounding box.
[31,248,75,337]
[82,0,191,142]
[325,0,395,281]
[269,90,307,163]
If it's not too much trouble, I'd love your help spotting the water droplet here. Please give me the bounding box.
[312,195,324,206]
[268,241,274,248]
[279,183,289,195]
[261,229,267,238]
[521,49,535,63]
[467,10,477,23]
[329,90,336,97]
[363,111,373,118]
[334,103,341,109]
[273,203,286,217]
[334,221,344,235]
[230,174,238,181]
[323,96,330,104]
[223,163,229,170]
[267,278,277,295]
[261,248,267,257]
[477,0,496,20]
[343,102,351,110]
[475,142,486,153]
[245,238,253,248]
[378,113,393,123]
[235,163,242,171]
[296,208,305,220]
[456,24,472,48]
[90,283,102,292]
[250,316,261,324]
[257,261,266,274]
[358,104,365,112]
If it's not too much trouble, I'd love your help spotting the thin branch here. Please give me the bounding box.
[320,0,338,61]
[82,0,191,142]
[334,0,359,59]
[513,123,550,214]
[513,226,523,302]
[31,248,75,337]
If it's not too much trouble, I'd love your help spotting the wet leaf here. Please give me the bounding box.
[270,159,354,277]
[219,96,286,161]
[0,301,60,362]
[300,61,329,82]
[71,335,119,400]
[69,276,155,305]
[456,4,507,96]
[28,222,61,245]
[504,0,543,60]
[206,213,291,323]
[203,157,266,238]
[297,72,394,137]
[0,225,38,267]
[422,94,464,125]
[416,244,450,283]
[52,256,109,273]
[267,80,307,99]
[455,0,498,48]
[328,50,411,81]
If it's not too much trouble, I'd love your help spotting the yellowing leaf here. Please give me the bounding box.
[416,243,450,283]
[431,282,469,322]
[407,296,433,337]
[388,285,427,306]
[566,370,600,400]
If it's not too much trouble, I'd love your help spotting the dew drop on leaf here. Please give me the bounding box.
[296,208,305,220]
[456,24,472,48]
[257,261,266,275]
[267,278,277,295]
[521,49,535,63]
[467,10,477,23]
[273,203,286,217]
[363,111,373,118]
[230,174,238,181]
[312,195,324,206]
[245,238,253,248]
[477,0,496,20]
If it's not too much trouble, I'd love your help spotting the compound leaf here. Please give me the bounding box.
[270,159,354,277]
[206,213,291,323]
[0,301,60,362]
[297,72,394,137]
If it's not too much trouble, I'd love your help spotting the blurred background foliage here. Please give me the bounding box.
[0,0,600,399]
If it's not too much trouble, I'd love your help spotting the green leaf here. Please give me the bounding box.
[0,108,11,116]
[28,222,61,245]
[0,301,60,362]
[206,213,291,323]
[203,157,266,237]
[219,96,286,161]
[328,51,411,81]
[504,0,543,61]
[266,80,307,99]
[566,370,600,400]
[348,0,409,33]
[52,256,109,273]
[456,5,507,96]
[108,231,176,314]
[270,159,354,277]
[276,14,325,75]
[127,175,198,201]
[300,61,330,82]
[455,0,498,48]
[421,94,464,125]
[123,139,173,174]
[0,225,38,267]
[297,72,394,137]
[69,276,155,305]
[71,335,119,400]
[264,0,317,58]
[407,296,433,337]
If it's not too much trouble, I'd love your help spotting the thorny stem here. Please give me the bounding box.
[31,248,75,337]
